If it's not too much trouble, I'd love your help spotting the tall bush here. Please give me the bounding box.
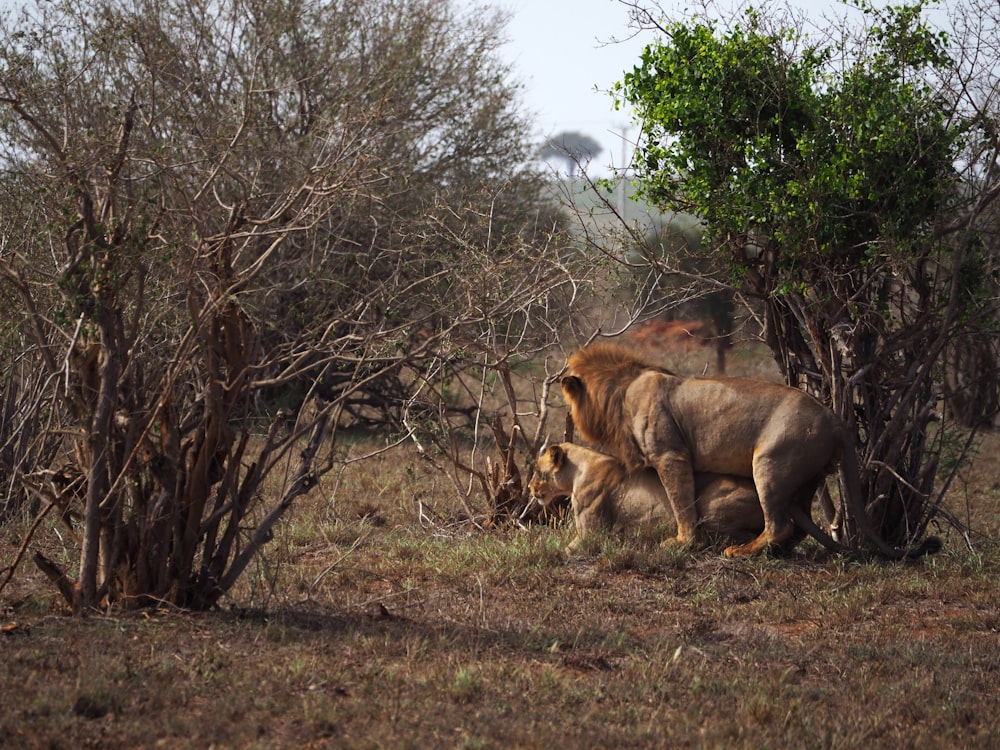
[617,2,998,546]
[0,0,577,610]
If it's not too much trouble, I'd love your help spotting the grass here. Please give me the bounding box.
[2,427,1000,748]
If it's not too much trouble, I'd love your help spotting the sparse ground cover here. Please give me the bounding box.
[2,428,1000,749]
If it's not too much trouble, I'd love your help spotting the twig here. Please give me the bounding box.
[310,530,373,590]
[518,496,540,522]
[0,501,54,596]
[33,550,78,610]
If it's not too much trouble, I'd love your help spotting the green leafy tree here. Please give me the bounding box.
[616,2,994,547]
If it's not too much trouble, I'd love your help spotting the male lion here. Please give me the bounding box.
[561,341,939,559]
[530,442,850,555]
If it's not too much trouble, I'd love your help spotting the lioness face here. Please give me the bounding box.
[527,474,565,507]
[529,447,571,507]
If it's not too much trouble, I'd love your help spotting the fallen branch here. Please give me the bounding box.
[33,551,79,612]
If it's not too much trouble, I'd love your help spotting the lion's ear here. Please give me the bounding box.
[561,375,584,403]
[547,444,566,469]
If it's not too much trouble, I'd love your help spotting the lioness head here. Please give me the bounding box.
[528,444,572,507]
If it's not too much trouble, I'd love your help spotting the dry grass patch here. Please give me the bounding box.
[2,430,1000,748]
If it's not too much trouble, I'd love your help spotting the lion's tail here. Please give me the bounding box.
[787,505,848,556]
[788,505,941,560]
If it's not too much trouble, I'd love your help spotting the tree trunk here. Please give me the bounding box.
[78,308,121,611]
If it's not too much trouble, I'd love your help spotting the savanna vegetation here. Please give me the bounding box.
[2,418,999,748]
[0,0,615,612]
[2,0,1000,746]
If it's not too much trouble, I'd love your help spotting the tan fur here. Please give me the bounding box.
[529,443,768,553]
[561,341,937,558]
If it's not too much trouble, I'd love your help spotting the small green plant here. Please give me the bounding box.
[450,666,483,704]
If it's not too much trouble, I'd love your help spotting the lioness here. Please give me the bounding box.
[561,342,939,559]
[530,442,766,552]
[530,442,850,555]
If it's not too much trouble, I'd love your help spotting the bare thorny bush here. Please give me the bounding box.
[0,0,607,612]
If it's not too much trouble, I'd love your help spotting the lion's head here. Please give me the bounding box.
[528,444,573,507]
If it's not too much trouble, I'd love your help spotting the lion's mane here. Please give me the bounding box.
[564,342,670,472]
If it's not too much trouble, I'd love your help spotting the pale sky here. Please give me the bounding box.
[485,0,653,175]
[481,0,909,176]
[1,0,948,177]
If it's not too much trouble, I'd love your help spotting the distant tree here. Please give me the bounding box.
[539,131,603,176]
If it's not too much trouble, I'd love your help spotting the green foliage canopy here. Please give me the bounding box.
[618,3,963,274]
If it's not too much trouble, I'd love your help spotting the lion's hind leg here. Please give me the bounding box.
[723,466,794,557]
[724,473,821,558]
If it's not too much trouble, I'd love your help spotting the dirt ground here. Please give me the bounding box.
[2,430,999,749]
